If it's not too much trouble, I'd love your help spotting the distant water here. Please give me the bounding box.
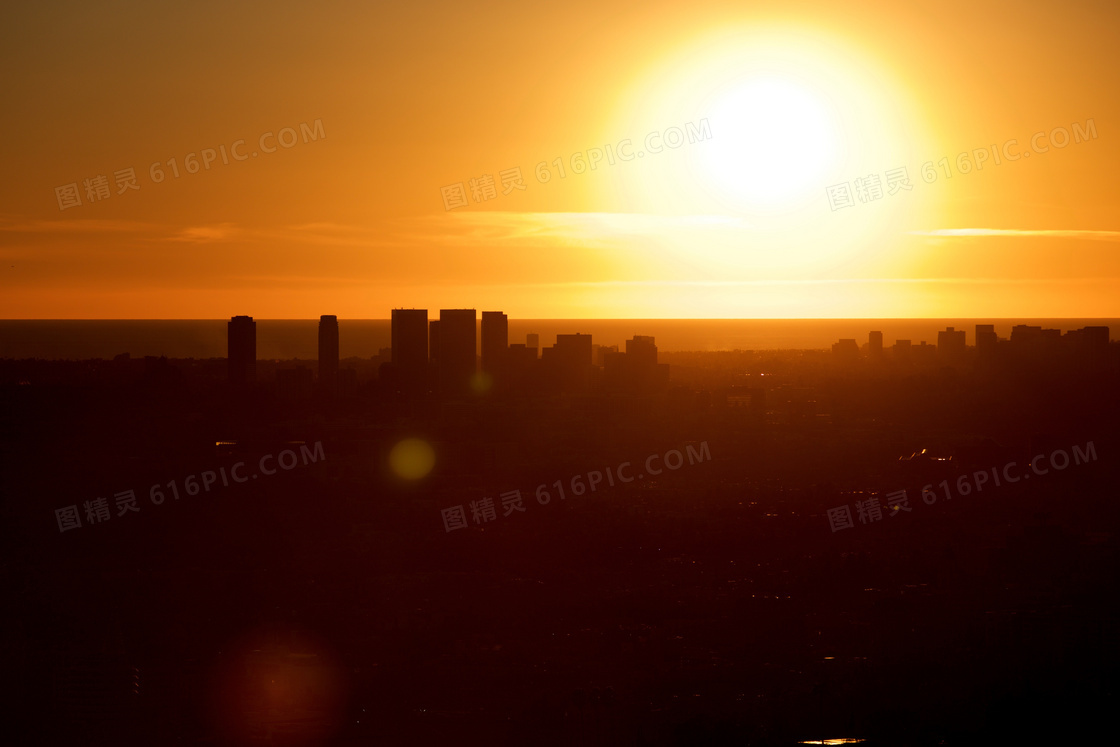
[0,319,1115,360]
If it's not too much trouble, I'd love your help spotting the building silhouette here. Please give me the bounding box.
[227,315,256,385]
[868,330,883,357]
[439,309,477,395]
[481,311,508,381]
[976,324,998,359]
[526,333,540,358]
[604,335,669,393]
[831,338,859,363]
[1064,325,1110,369]
[938,326,967,364]
[593,343,619,366]
[1009,324,1062,366]
[391,309,428,386]
[542,333,593,391]
[913,340,937,365]
[892,339,912,363]
[626,335,657,367]
[318,315,339,388]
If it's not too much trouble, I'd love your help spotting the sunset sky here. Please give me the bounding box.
[1,0,1117,319]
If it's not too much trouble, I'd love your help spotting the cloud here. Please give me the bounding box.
[419,211,749,247]
[162,222,401,247]
[491,277,1120,288]
[166,223,240,242]
[910,228,1120,241]
[0,218,155,234]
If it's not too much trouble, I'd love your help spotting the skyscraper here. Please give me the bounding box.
[938,326,967,363]
[439,309,476,395]
[318,315,339,388]
[975,324,998,359]
[391,309,428,383]
[869,330,884,356]
[480,311,508,378]
[227,315,256,385]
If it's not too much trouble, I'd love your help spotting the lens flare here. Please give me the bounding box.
[389,437,436,480]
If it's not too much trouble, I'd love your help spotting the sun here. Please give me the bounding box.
[592,24,936,281]
[697,76,840,207]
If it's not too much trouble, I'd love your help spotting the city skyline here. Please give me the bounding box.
[4,3,1117,742]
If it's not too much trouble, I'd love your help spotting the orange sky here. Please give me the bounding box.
[1,0,1117,319]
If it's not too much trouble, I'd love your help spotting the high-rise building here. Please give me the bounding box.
[554,333,592,364]
[481,311,508,377]
[1010,324,1061,361]
[869,331,884,356]
[542,333,593,391]
[975,324,998,358]
[937,326,967,363]
[439,309,476,394]
[318,315,339,387]
[505,343,539,388]
[526,333,539,357]
[605,335,669,393]
[227,315,256,385]
[625,335,658,367]
[391,309,428,382]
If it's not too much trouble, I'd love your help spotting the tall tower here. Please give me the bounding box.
[439,309,476,395]
[480,311,508,378]
[869,330,884,356]
[227,315,256,385]
[391,309,428,382]
[318,315,339,387]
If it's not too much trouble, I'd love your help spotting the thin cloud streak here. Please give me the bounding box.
[911,228,1120,241]
[0,219,402,249]
[410,277,1120,289]
[417,212,750,247]
[0,218,156,234]
[165,224,240,243]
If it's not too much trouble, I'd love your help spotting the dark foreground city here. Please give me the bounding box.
[2,315,1117,745]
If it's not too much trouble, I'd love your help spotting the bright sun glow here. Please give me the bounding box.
[698,76,840,207]
[594,25,937,301]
